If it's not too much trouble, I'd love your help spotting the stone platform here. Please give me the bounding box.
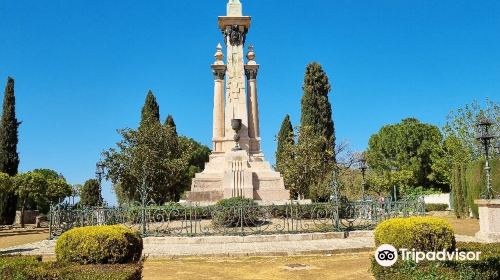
[187,150,290,202]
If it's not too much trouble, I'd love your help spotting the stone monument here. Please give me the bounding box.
[187,0,290,202]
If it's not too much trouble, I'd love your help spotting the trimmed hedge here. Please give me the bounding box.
[425,203,448,212]
[56,225,143,264]
[371,242,500,280]
[374,217,455,251]
[452,158,500,219]
[0,255,142,280]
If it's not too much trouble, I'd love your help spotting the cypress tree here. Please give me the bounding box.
[165,114,177,136]
[300,62,335,160]
[0,77,20,224]
[276,114,294,172]
[140,90,160,127]
[79,179,103,207]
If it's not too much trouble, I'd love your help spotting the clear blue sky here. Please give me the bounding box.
[1,0,498,205]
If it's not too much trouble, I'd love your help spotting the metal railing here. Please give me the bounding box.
[48,197,425,239]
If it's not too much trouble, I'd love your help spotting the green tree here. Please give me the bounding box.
[443,99,499,160]
[103,91,190,204]
[140,90,160,127]
[30,169,72,213]
[275,114,294,173]
[300,62,335,161]
[165,114,177,135]
[278,126,333,200]
[178,136,210,194]
[14,172,47,227]
[79,179,102,207]
[366,118,447,191]
[0,77,20,225]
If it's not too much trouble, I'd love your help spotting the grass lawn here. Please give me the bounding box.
[142,252,374,280]
[0,227,48,249]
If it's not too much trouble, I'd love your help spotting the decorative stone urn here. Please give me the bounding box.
[475,199,500,242]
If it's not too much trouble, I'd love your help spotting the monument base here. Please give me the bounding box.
[474,199,500,242]
[187,150,290,202]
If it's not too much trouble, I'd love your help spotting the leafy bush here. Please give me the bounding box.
[0,255,142,280]
[211,197,260,227]
[374,217,455,251]
[371,242,500,280]
[425,203,449,212]
[56,225,143,264]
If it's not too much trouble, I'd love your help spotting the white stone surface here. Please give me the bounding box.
[188,0,289,202]
[475,199,500,242]
[423,193,451,209]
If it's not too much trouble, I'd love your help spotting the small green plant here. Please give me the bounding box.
[56,225,143,264]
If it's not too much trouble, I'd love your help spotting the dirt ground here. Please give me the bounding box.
[0,226,49,249]
[428,212,479,236]
[142,252,374,280]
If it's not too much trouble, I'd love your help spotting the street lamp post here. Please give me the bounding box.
[95,162,105,206]
[476,115,497,199]
[359,154,368,200]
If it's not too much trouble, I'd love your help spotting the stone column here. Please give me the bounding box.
[245,46,260,140]
[212,44,226,152]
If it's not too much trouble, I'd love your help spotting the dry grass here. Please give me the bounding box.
[427,212,479,236]
[142,252,374,280]
[0,227,49,249]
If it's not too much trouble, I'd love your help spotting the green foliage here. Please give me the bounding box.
[164,114,177,135]
[276,125,332,200]
[452,162,469,218]
[451,158,499,218]
[0,255,142,280]
[374,217,455,251]
[178,136,210,192]
[103,91,190,205]
[443,99,499,161]
[300,62,335,160]
[14,172,48,227]
[140,90,160,127]
[0,172,17,225]
[0,77,20,225]
[371,242,500,280]
[425,203,449,212]
[80,179,103,207]
[30,169,72,213]
[56,225,143,264]
[212,197,260,227]
[367,118,448,192]
[275,114,294,174]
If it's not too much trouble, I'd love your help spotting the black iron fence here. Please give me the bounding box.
[48,197,425,239]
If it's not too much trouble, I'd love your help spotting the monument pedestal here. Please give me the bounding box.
[474,199,500,242]
[186,0,290,203]
[187,149,290,203]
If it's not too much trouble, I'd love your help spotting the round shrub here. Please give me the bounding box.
[212,197,260,227]
[374,217,455,251]
[56,225,143,264]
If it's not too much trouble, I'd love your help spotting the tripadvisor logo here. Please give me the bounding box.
[374,244,481,267]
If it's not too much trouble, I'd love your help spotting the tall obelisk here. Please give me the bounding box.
[187,0,290,202]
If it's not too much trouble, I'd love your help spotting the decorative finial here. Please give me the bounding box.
[246,45,256,65]
[214,43,224,65]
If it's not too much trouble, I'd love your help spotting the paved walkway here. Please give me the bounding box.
[0,233,485,257]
